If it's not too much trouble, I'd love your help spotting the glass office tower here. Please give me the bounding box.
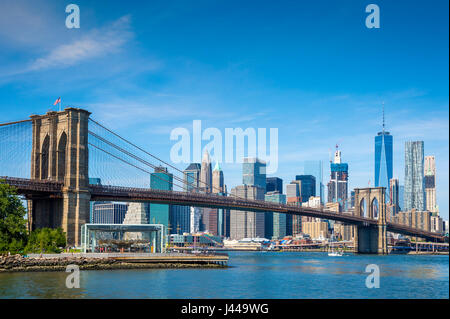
[303,160,324,203]
[184,163,201,192]
[375,130,393,201]
[295,175,316,203]
[243,157,266,190]
[149,166,173,236]
[404,141,425,211]
[265,192,287,239]
[266,177,283,193]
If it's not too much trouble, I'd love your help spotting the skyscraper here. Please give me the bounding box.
[295,175,316,203]
[229,185,265,239]
[350,190,355,208]
[286,183,300,200]
[170,205,190,234]
[149,166,173,236]
[212,162,228,237]
[184,163,201,192]
[374,105,393,201]
[288,176,316,235]
[265,191,287,239]
[212,162,225,194]
[190,207,201,233]
[286,182,300,236]
[303,160,324,203]
[424,155,437,215]
[201,207,218,235]
[404,141,425,211]
[266,177,283,193]
[228,157,267,239]
[399,185,405,211]
[184,163,201,233]
[200,150,212,193]
[92,203,128,224]
[243,157,266,190]
[200,158,220,235]
[327,147,348,210]
[88,177,103,223]
[389,178,400,217]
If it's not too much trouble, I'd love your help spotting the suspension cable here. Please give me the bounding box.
[89,118,240,199]
[89,130,194,192]
[88,143,187,191]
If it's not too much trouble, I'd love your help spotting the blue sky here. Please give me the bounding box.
[0,0,448,218]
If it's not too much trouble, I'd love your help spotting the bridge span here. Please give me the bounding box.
[1,176,444,243]
[0,108,446,252]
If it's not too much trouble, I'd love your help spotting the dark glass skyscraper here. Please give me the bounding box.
[295,175,316,203]
[149,166,173,233]
[170,205,190,234]
[266,177,283,193]
[243,158,266,190]
[374,108,393,201]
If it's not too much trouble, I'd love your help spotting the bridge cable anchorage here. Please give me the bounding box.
[87,143,188,191]
[88,118,242,199]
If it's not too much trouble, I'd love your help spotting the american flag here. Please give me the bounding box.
[53,97,61,105]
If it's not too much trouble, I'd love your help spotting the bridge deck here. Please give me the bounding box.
[1,177,445,242]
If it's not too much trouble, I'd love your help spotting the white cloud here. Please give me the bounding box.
[28,15,133,71]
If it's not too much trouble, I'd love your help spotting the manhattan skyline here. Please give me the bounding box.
[0,0,448,219]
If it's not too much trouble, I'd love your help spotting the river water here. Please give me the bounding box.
[0,252,448,299]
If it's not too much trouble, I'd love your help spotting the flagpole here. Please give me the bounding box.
[59,98,61,112]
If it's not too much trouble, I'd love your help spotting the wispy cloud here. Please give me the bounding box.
[391,117,449,141]
[28,15,133,71]
[0,15,134,79]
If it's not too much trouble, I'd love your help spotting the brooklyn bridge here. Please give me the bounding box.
[0,108,445,254]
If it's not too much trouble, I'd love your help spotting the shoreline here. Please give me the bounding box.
[0,262,227,273]
[0,254,228,273]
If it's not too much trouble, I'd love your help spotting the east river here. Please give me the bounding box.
[0,252,448,299]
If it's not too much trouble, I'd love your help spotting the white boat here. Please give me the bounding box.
[328,251,343,257]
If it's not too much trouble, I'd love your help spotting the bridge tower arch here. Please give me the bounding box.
[28,108,91,246]
[353,187,387,254]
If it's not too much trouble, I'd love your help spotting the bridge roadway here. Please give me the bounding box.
[1,177,445,242]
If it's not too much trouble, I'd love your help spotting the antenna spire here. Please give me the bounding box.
[382,101,385,132]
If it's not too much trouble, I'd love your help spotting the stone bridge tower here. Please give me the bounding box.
[353,187,388,254]
[28,108,91,246]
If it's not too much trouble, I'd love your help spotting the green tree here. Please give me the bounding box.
[24,227,66,254]
[0,180,28,254]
